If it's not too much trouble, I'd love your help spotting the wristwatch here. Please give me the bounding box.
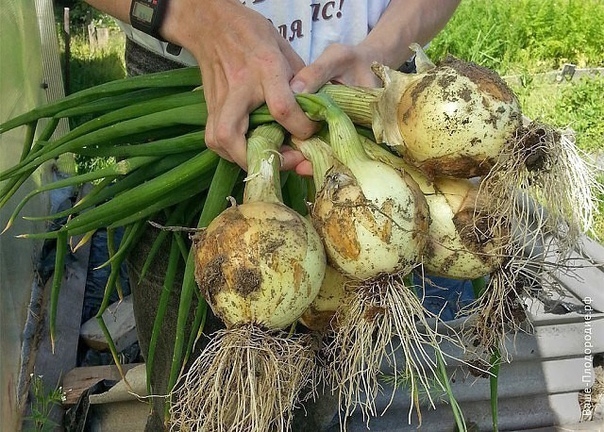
[129,0,169,41]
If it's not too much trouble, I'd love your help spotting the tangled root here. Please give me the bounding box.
[327,273,462,427]
[481,121,602,254]
[169,325,315,432]
[459,245,559,365]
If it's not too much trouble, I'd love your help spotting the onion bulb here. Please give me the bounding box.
[296,93,429,279]
[372,43,523,179]
[169,124,326,432]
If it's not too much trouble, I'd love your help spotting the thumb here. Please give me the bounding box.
[290,59,334,94]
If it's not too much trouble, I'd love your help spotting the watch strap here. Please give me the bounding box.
[129,0,169,42]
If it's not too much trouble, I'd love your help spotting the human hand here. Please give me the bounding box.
[291,43,382,94]
[288,43,383,176]
[162,0,318,171]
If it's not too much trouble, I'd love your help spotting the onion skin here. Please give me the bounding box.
[193,200,326,330]
[372,44,523,179]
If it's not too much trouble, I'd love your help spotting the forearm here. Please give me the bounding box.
[83,0,241,53]
[361,0,460,69]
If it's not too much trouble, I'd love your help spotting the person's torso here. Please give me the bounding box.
[120,0,391,66]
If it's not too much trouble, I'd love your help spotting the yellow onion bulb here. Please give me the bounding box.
[372,43,523,179]
[312,158,429,280]
[422,177,507,279]
[193,201,326,329]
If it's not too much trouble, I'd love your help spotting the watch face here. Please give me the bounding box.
[132,2,154,24]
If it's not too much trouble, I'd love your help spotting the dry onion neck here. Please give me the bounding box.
[291,135,338,191]
[242,123,284,204]
[319,83,381,128]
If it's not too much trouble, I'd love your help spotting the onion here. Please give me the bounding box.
[296,93,429,279]
[372,43,523,179]
[359,137,533,361]
[170,124,326,432]
[361,137,508,279]
[291,96,461,425]
[193,198,325,328]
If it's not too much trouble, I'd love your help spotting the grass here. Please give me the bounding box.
[428,0,604,151]
[24,374,65,432]
[56,21,125,173]
[64,30,126,96]
[427,0,604,74]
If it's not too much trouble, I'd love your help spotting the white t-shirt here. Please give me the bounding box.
[120,0,391,65]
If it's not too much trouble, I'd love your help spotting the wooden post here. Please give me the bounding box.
[88,23,97,50]
[63,7,70,95]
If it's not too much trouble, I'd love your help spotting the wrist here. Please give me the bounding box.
[160,0,242,51]
[129,0,170,41]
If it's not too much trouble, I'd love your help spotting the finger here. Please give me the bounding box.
[279,147,307,171]
[290,56,336,94]
[263,86,318,140]
[205,96,251,170]
[290,44,352,93]
[294,160,313,177]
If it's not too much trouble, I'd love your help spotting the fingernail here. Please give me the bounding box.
[290,80,306,94]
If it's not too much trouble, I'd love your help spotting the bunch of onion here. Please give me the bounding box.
[169,124,327,432]
[322,43,598,254]
[292,93,462,424]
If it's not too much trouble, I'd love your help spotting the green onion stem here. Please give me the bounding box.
[290,135,336,191]
[24,152,197,224]
[147,236,181,394]
[0,118,59,208]
[435,350,466,432]
[489,348,502,432]
[0,67,201,133]
[49,230,68,353]
[46,150,217,235]
[167,158,241,410]
[20,122,37,161]
[1,102,207,181]
[106,174,213,230]
[55,87,188,119]
[74,130,205,159]
[3,156,158,234]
